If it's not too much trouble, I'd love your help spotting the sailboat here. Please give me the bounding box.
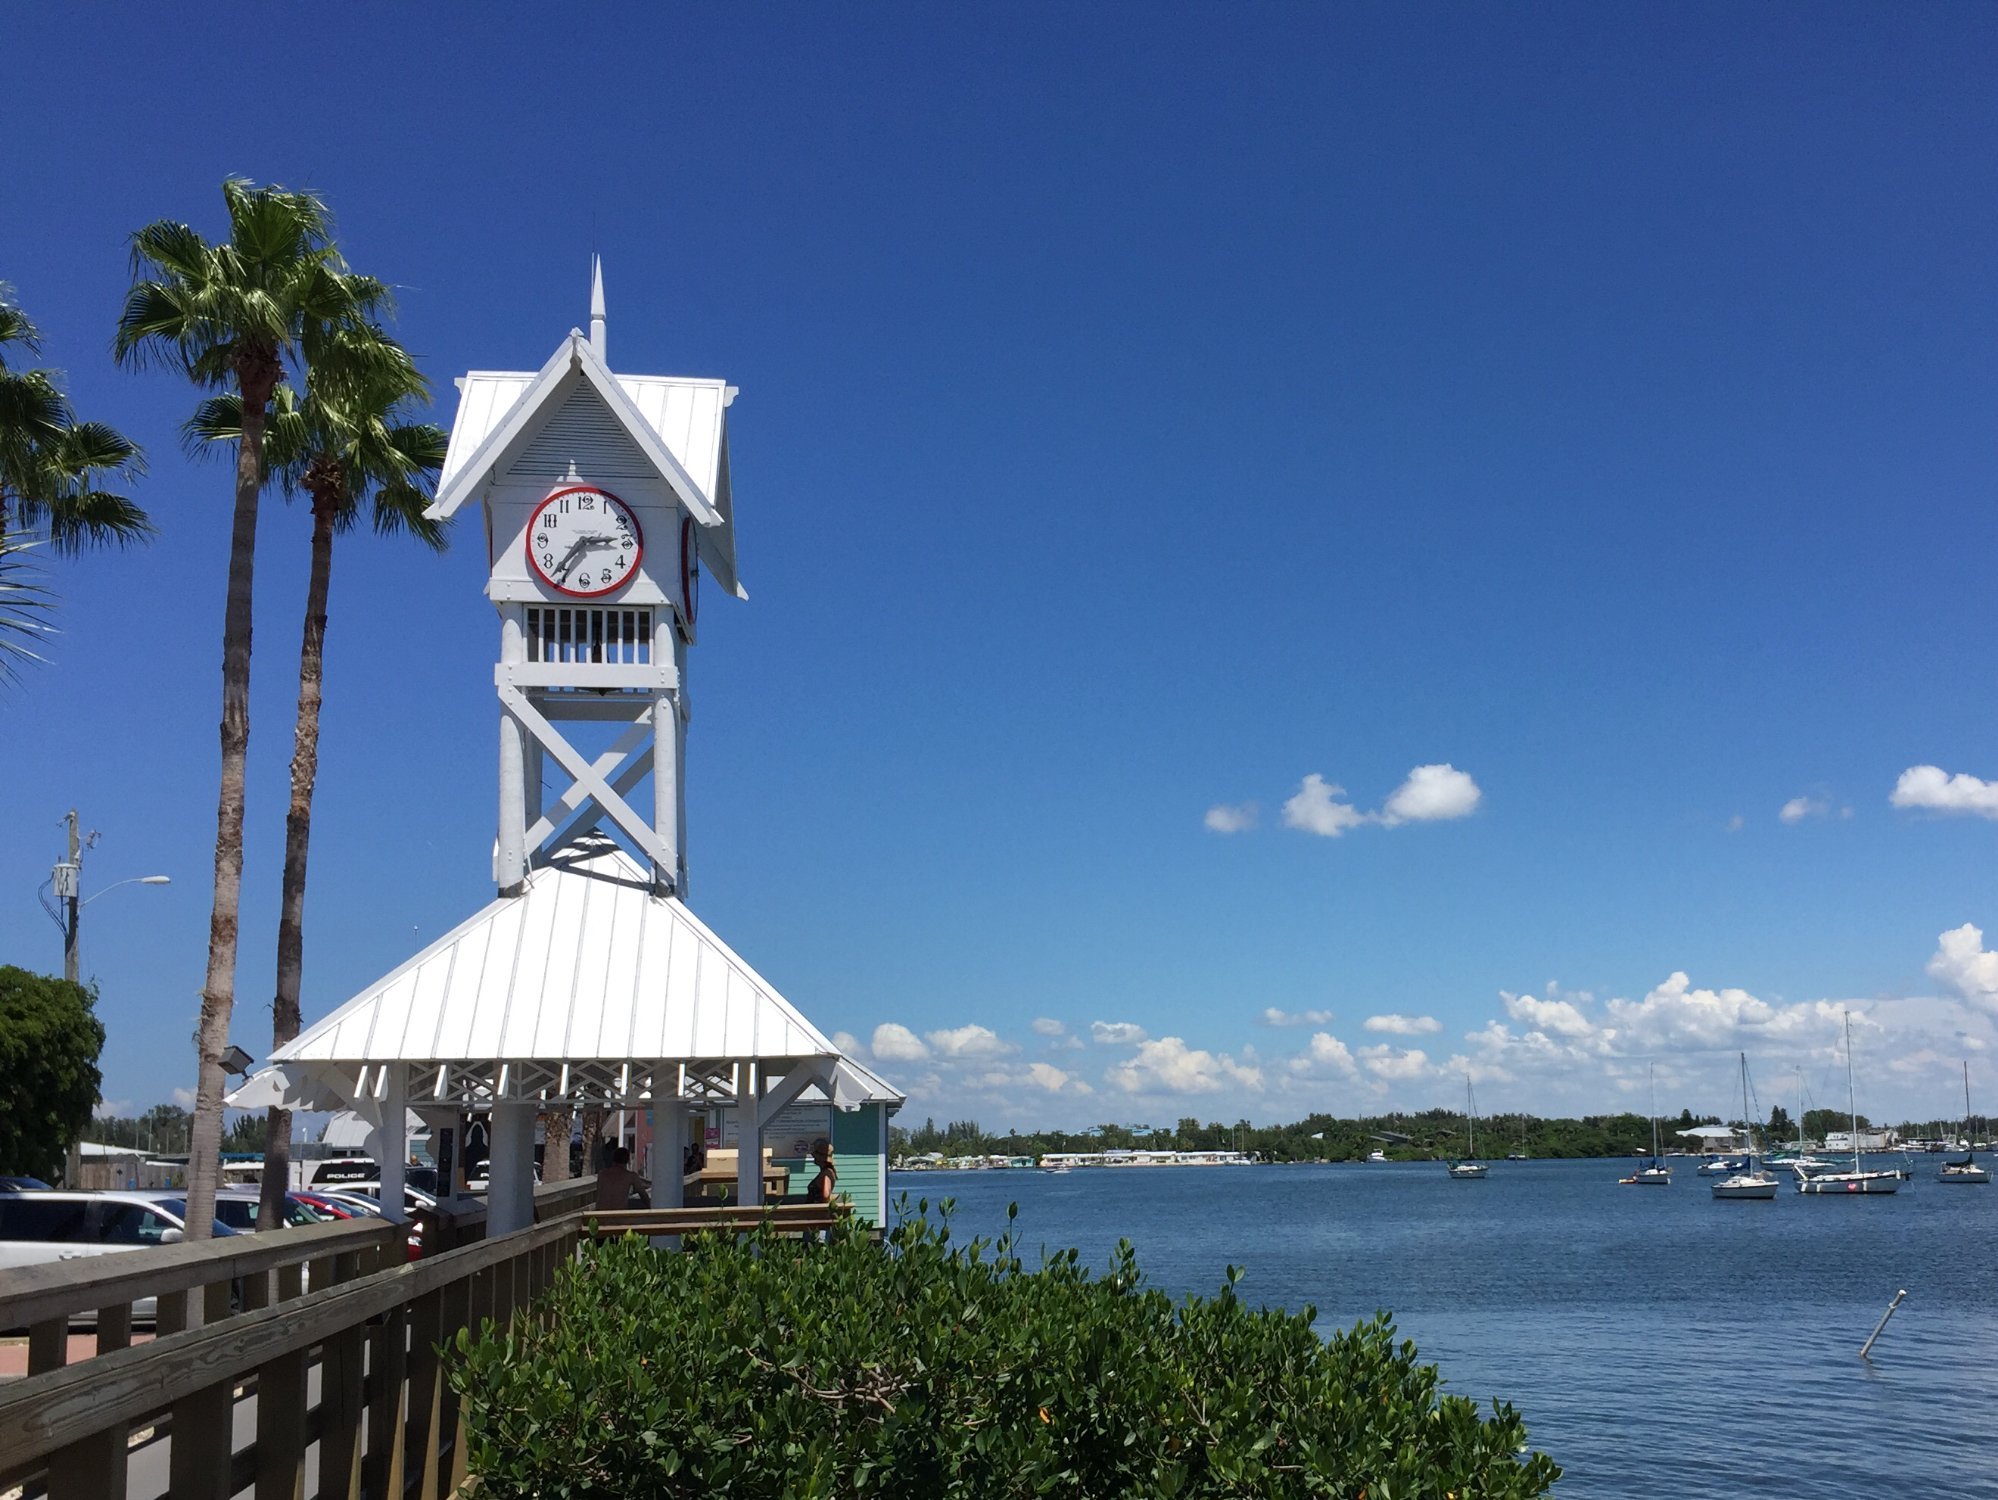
[1713,1053,1779,1200]
[1447,1078,1489,1179]
[1796,1011,1900,1195]
[1939,1061,1990,1185]
[1620,1065,1671,1185]
[1506,1112,1528,1160]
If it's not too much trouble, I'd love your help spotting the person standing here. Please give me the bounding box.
[806,1138,838,1205]
[594,1145,650,1210]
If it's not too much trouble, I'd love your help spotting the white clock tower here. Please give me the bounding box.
[426,261,742,897]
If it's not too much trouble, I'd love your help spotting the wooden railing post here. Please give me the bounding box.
[362,1298,410,1499]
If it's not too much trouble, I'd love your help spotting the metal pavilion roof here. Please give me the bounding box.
[256,837,844,1108]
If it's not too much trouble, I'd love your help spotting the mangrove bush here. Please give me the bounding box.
[449,1200,1559,1498]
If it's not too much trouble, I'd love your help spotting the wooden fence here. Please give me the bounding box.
[0,1178,595,1500]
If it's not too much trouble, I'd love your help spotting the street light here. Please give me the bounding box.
[39,810,171,983]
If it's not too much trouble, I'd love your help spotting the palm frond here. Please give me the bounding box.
[0,283,42,365]
[0,542,56,682]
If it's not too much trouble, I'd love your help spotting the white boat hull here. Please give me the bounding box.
[1796,1171,1900,1195]
[1447,1163,1489,1179]
[1939,1164,1990,1184]
[1712,1174,1780,1200]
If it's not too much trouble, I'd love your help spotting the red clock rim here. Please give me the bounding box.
[526,484,644,598]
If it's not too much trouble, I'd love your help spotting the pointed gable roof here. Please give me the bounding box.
[430,331,745,600]
[270,837,835,1069]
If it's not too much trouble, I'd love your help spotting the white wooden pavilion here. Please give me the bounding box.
[230,268,900,1231]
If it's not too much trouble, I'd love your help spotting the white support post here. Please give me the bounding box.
[735,1072,763,1207]
[656,1106,686,1210]
[674,635,691,897]
[378,1067,407,1225]
[497,608,529,895]
[487,1103,538,1235]
[652,691,680,892]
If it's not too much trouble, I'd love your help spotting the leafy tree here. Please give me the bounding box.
[1766,1104,1794,1143]
[0,285,146,674]
[0,967,105,1180]
[452,1207,1560,1497]
[188,328,446,1228]
[115,178,384,1238]
[221,1111,268,1154]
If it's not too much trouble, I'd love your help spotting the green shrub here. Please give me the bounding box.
[449,1199,1559,1498]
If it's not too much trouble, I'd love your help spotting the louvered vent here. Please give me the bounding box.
[506,391,655,481]
[527,607,654,666]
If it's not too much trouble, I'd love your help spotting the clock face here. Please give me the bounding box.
[679,515,700,630]
[525,485,643,597]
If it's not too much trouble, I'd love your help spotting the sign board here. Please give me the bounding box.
[715,1105,831,1157]
[764,1104,833,1160]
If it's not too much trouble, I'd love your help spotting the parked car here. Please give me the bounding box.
[206,1190,333,1232]
[0,1175,52,1191]
[0,1191,238,1325]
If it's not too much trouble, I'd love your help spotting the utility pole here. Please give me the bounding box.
[52,809,93,984]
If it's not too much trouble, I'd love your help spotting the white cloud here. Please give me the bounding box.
[1282,766,1482,838]
[1500,988,1596,1039]
[1379,764,1482,825]
[1261,1007,1334,1027]
[1892,766,1998,820]
[1363,1013,1442,1036]
[831,1030,867,1058]
[1286,1031,1360,1080]
[1779,796,1827,824]
[1031,1017,1067,1037]
[1282,775,1370,837]
[1357,1044,1430,1081]
[925,1024,1015,1059]
[1027,1062,1092,1095]
[171,1086,197,1110]
[870,1022,930,1062]
[1107,1036,1262,1095]
[1725,815,1745,833]
[1204,803,1258,834]
[95,1098,134,1118]
[1090,1020,1148,1046]
[1929,924,1998,1016]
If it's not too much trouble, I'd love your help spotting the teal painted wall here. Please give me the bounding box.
[769,1104,886,1223]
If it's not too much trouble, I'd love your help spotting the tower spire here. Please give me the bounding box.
[589,255,607,358]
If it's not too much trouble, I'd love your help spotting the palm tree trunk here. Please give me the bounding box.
[539,1109,573,1181]
[578,1108,605,1177]
[184,349,279,1244]
[259,481,340,1230]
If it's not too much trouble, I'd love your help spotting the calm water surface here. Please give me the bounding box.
[891,1158,1998,1499]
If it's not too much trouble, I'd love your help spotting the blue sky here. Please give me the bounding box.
[3,6,1995,1130]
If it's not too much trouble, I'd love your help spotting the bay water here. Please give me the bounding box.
[891,1157,1998,1498]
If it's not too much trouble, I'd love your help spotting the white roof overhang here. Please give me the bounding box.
[428,332,744,600]
[253,838,850,1110]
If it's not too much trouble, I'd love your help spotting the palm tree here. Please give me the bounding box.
[188,328,447,1228]
[115,179,383,1240]
[0,284,146,675]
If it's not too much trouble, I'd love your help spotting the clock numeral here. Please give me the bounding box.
[541,514,558,530]
[615,553,627,569]
[578,495,595,510]
[558,497,570,513]
[541,552,555,569]
[600,568,613,585]
[622,536,634,549]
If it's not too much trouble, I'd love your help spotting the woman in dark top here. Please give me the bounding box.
[807,1138,838,1204]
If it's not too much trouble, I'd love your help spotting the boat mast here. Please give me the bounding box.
[1966,1061,1976,1165]
[1739,1052,1755,1170]
[1648,1064,1661,1163]
[1844,1010,1860,1172]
